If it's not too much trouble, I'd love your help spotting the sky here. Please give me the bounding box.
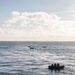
[0,0,75,41]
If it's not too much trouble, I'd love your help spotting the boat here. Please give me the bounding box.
[30,47,34,49]
[28,46,34,49]
[48,63,65,71]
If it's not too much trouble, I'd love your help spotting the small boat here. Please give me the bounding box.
[30,47,34,49]
[43,46,46,48]
[28,46,34,49]
[48,63,65,71]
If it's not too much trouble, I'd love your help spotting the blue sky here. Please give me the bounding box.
[0,0,75,41]
[0,0,72,12]
[0,0,74,18]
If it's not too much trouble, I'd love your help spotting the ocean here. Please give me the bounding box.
[0,41,75,75]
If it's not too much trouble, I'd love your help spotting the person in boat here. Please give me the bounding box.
[48,63,64,70]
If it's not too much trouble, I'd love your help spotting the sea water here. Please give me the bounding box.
[0,41,75,75]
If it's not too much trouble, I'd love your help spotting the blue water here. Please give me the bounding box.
[0,41,75,75]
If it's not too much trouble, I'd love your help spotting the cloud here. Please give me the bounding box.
[0,11,75,41]
[3,11,60,35]
[4,11,60,26]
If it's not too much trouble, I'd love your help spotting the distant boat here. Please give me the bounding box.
[30,47,34,49]
[43,46,46,48]
[28,46,34,49]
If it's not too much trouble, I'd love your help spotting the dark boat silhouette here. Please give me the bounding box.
[43,46,46,48]
[30,47,34,49]
[28,46,34,49]
[48,63,64,71]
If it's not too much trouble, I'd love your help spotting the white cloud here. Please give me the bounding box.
[0,11,75,41]
[12,11,20,17]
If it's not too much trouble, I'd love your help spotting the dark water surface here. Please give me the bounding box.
[0,41,75,75]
